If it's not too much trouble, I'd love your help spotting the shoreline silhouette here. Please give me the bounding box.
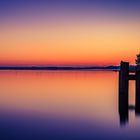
[0,65,136,71]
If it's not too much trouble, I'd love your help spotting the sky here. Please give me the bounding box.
[0,0,140,66]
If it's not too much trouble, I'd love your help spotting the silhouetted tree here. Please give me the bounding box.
[136,53,140,65]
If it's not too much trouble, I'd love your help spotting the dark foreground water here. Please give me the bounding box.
[0,70,139,140]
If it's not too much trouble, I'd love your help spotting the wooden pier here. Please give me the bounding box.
[119,61,140,126]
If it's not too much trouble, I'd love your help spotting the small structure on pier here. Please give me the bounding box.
[119,60,140,126]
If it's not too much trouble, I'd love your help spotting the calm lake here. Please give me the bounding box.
[0,70,139,140]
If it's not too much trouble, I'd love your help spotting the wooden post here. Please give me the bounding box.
[119,61,129,125]
[119,61,129,95]
[135,65,140,115]
[119,93,129,126]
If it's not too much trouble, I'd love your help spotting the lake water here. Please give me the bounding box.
[0,70,139,140]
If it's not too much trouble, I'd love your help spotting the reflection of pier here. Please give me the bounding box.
[119,61,140,126]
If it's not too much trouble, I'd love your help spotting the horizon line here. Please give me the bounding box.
[0,65,136,71]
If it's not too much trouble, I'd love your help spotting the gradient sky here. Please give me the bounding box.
[0,0,140,66]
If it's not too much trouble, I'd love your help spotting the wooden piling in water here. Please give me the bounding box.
[119,61,140,125]
[119,61,129,125]
[119,61,129,96]
[135,65,140,115]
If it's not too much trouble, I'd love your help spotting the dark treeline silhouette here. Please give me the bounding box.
[0,65,136,71]
[0,66,119,70]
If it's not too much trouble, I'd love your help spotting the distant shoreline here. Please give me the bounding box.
[0,66,135,71]
[0,66,118,70]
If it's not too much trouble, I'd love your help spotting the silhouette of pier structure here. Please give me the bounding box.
[119,61,140,126]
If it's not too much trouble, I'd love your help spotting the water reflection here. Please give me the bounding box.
[135,87,140,116]
[119,91,128,126]
[119,81,140,126]
[0,71,140,139]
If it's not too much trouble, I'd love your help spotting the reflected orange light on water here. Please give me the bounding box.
[0,71,118,124]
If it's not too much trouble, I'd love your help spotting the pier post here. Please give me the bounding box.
[135,65,140,115]
[119,61,129,95]
[119,61,129,125]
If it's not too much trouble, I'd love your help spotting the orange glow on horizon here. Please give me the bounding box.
[0,15,140,66]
